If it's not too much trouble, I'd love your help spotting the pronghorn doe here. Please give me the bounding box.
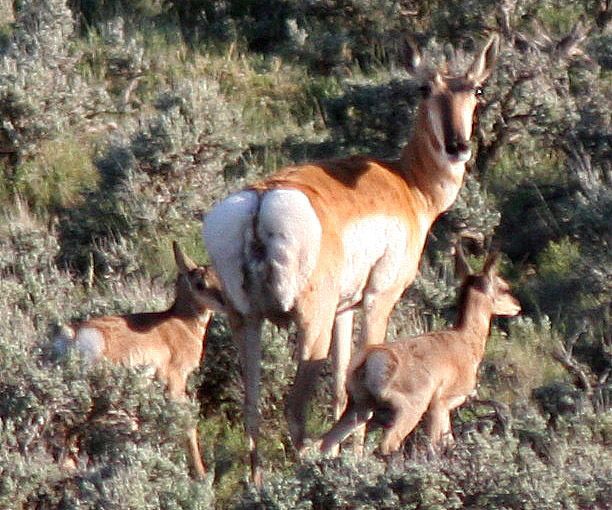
[203,34,499,484]
[55,242,226,478]
[319,246,521,455]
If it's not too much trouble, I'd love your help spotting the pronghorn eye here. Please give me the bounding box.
[474,87,484,97]
[195,280,205,292]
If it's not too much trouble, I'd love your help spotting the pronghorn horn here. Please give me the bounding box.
[467,33,500,85]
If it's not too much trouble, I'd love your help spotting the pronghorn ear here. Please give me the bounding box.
[454,241,472,280]
[467,33,500,85]
[173,241,197,274]
[403,36,423,76]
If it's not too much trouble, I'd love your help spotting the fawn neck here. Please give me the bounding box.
[454,286,494,359]
[169,281,212,334]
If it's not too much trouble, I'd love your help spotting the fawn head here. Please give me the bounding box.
[455,242,521,317]
[173,241,227,314]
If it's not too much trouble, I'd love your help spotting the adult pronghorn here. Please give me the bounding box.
[55,242,226,479]
[318,244,521,455]
[203,33,499,484]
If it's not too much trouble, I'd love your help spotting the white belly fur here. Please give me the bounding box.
[338,215,409,308]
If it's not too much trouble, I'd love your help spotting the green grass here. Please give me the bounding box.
[10,137,98,213]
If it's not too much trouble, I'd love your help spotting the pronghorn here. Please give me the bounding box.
[55,242,226,478]
[203,34,499,484]
[319,245,521,455]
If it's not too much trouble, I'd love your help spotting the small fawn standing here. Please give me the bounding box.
[55,242,226,478]
[319,245,521,455]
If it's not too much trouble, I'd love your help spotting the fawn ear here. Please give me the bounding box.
[173,241,197,274]
[467,33,499,86]
[454,240,472,280]
[403,36,422,76]
[482,250,501,280]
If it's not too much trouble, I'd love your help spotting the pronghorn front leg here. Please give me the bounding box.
[360,286,406,347]
[165,372,208,479]
[332,310,355,419]
[230,312,264,487]
[330,309,355,455]
[352,287,405,454]
[427,396,465,452]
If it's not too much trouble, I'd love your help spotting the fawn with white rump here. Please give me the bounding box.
[203,33,499,484]
[55,242,226,478]
[319,246,521,455]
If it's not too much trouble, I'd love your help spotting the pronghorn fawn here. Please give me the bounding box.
[319,246,521,456]
[55,242,226,478]
[203,34,499,484]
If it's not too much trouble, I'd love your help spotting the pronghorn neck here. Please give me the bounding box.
[400,108,467,213]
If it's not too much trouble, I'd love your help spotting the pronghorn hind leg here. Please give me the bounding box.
[380,393,429,456]
[319,398,372,454]
[285,358,327,452]
[286,294,337,452]
[229,311,264,487]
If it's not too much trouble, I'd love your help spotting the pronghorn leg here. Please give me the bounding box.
[186,425,207,479]
[360,286,405,347]
[330,309,355,455]
[286,295,337,452]
[427,398,462,453]
[380,394,428,455]
[354,287,405,454]
[230,312,264,487]
[320,398,372,454]
[165,372,207,479]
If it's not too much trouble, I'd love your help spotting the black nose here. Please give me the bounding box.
[445,139,469,156]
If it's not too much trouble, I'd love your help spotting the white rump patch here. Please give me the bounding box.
[74,327,105,362]
[257,189,321,312]
[203,190,259,314]
[364,349,394,398]
[203,188,322,314]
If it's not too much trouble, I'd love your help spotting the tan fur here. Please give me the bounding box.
[58,242,226,479]
[205,34,499,485]
[319,249,521,455]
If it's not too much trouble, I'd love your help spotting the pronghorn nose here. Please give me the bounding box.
[445,139,469,156]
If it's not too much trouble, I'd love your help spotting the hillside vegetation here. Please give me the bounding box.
[0,0,610,508]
